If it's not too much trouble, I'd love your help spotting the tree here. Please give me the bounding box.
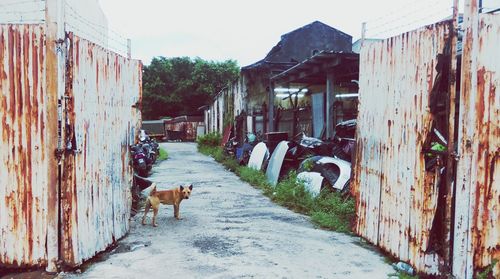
[142,57,239,120]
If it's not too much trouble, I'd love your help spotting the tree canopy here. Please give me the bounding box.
[142,57,240,120]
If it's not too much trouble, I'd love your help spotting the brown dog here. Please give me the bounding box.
[141,183,193,227]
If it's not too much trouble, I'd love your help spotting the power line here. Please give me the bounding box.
[0,0,45,8]
[0,9,45,15]
[367,0,449,32]
[64,2,128,46]
[369,7,452,39]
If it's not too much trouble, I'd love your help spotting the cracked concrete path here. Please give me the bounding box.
[67,142,393,279]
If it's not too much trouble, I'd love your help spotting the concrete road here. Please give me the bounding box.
[68,143,393,279]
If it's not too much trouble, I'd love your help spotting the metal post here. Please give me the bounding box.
[326,72,335,139]
[45,0,65,272]
[443,0,459,270]
[361,22,367,47]
[268,82,275,133]
[127,39,132,59]
[452,0,480,277]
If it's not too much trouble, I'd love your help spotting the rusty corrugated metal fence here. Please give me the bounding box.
[353,3,499,277]
[0,24,49,268]
[353,21,452,275]
[59,33,141,266]
[0,25,141,269]
[453,10,500,279]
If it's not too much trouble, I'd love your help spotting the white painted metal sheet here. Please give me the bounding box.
[265,141,289,186]
[248,142,269,171]
[297,172,323,197]
[60,33,141,266]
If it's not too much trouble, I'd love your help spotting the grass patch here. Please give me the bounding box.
[197,139,355,233]
[272,172,314,214]
[476,259,499,279]
[311,191,356,233]
[398,274,419,279]
[197,132,222,147]
[157,147,169,162]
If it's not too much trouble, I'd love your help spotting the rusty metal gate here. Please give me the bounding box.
[453,9,500,279]
[0,24,49,268]
[0,24,142,269]
[353,2,499,277]
[352,21,453,275]
[59,33,142,266]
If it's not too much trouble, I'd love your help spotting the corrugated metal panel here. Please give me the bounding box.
[453,11,500,278]
[352,21,453,274]
[60,33,141,266]
[0,24,48,268]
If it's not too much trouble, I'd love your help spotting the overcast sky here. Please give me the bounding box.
[97,0,492,66]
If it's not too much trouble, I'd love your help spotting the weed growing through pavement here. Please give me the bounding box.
[157,147,169,162]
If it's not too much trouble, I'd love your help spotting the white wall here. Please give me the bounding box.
[0,0,110,49]
[0,0,46,23]
[64,0,109,48]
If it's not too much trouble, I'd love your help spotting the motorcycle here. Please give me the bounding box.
[131,144,149,177]
[223,136,238,157]
[141,142,156,167]
[237,133,262,166]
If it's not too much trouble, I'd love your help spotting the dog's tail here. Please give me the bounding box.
[149,183,157,196]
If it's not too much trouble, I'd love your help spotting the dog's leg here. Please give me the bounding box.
[152,203,159,227]
[142,199,151,225]
[174,203,182,220]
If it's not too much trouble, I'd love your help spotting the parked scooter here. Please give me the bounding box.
[223,136,238,157]
[131,144,149,177]
[237,133,262,166]
[141,142,156,166]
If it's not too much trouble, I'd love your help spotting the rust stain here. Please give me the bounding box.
[31,31,39,135]
[354,21,453,275]
[1,28,8,143]
[22,26,34,260]
[1,26,142,268]
[75,39,79,68]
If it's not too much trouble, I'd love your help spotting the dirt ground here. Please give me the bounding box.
[61,142,394,279]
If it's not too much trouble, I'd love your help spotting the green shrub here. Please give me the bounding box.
[197,133,222,147]
[273,171,314,214]
[311,191,356,233]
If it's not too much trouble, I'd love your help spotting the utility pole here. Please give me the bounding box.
[127,38,132,59]
[361,22,367,47]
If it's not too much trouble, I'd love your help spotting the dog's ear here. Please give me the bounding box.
[188,184,193,190]
[180,186,184,191]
